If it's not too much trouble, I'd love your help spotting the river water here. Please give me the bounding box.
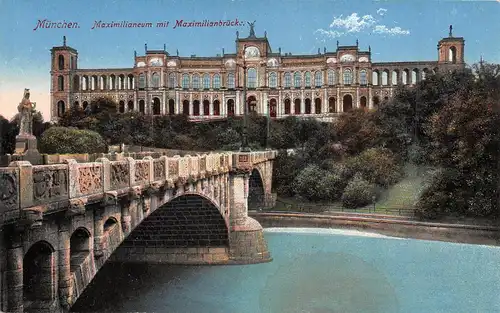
[72,228,500,313]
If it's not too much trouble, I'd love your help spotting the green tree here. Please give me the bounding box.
[39,127,107,154]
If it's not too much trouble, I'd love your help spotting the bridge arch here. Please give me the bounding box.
[70,227,91,273]
[23,240,56,311]
[249,168,266,209]
[122,193,229,251]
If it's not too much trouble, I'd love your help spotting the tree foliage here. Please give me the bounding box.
[39,127,107,154]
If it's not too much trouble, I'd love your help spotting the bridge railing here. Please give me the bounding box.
[0,150,277,225]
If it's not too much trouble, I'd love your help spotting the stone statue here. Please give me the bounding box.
[248,20,256,37]
[449,24,453,37]
[17,88,35,136]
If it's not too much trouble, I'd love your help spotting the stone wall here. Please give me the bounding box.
[250,212,500,246]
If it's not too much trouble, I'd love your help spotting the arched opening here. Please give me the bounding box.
[422,68,429,80]
[227,99,235,116]
[193,100,200,116]
[70,228,91,272]
[304,99,311,114]
[151,73,160,88]
[83,101,89,111]
[58,55,64,70]
[182,100,190,115]
[328,97,336,113]
[402,69,409,85]
[103,217,120,251]
[91,76,97,90]
[372,70,379,85]
[73,75,80,91]
[203,100,210,116]
[372,96,380,108]
[249,169,266,209]
[392,70,399,85]
[128,74,134,89]
[122,195,229,248]
[82,76,88,90]
[119,101,125,113]
[58,75,64,91]
[294,98,301,115]
[139,100,145,114]
[168,99,175,115]
[382,70,389,86]
[269,99,277,117]
[360,96,367,109]
[284,99,291,115]
[73,101,79,108]
[213,100,220,116]
[412,69,419,85]
[127,100,134,112]
[152,97,161,115]
[449,46,457,63]
[104,217,118,233]
[23,241,55,308]
[247,68,257,88]
[247,96,257,113]
[315,98,321,114]
[119,74,126,89]
[343,94,353,112]
[100,76,107,90]
[57,100,66,117]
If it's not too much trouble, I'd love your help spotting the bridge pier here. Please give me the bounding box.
[5,230,23,313]
[228,171,271,263]
[57,222,72,310]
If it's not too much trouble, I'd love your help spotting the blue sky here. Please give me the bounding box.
[1,0,499,120]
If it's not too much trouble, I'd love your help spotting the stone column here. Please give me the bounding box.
[58,221,73,310]
[6,230,23,313]
[93,207,105,259]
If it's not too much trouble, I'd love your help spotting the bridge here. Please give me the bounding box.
[0,149,276,313]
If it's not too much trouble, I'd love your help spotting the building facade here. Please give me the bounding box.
[50,26,465,122]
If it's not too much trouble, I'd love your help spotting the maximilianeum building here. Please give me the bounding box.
[50,25,465,122]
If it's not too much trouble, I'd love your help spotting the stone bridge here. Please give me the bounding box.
[0,150,276,313]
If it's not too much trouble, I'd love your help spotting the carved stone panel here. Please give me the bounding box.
[0,169,19,212]
[135,161,150,185]
[153,159,165,181]
[168,159,179,177]
[78,165,103,195]
[32,166,69,205]
[110,162,130,190]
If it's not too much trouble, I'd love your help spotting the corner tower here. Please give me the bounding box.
[50,36,78,121]
[437,25,465,67]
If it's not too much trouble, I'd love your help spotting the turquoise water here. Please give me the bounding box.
[72,228,500,313]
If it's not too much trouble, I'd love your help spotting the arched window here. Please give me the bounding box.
[192,74,200,89]
[182,74,190,88]
[305,98,311,114]
[152,97,161,115]
[304,72,311,87]
[168,99,175,114]
[392,71,398,85]
[247,68,257,88]
[58,55,64,70]
[449,46,457,63]
[411,69,419,84]
[110,75,116,89]
[128,74,134,89]
[294,98,301,114]
[213,100,220,115]
[382,70,389,86]
[193,100,200,116]
[359,70,368,85]
[182,100,189,115]
[213,74,221,89]
[402,70,409,85]
[269,72,277,88]
[343,94,353,112]
[227,73,235,89]
[138,73,146,89]
[360,96,367,108]
[57,100,65,117]
[315,98,321,114]
[151,72,160,88]
[139,100,145,113]
[58,76,64,91]
[422,69,428,81]
[328,97,336,113]
[227,99,235,115]
[168,73,176,88]
[284,72,291,88]
[127,101,134,111]
[294,72,301,88]
[328,69,335,85]
[203,73,210,89]
[119,74,125,89]
[372,71,379,85]
[100,76,106,90]
[314,71,322,87]
[119,101,125,113]
[343,69,353,85]
[284,98,291,114]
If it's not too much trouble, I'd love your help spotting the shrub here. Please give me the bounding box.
[39,127,107,154]
[341,174,377,209]
[293,164,346,201]
[346,148,404,188]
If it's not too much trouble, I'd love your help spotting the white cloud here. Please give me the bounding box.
[372,25,410,35]
[314,28,344,39]
[329,13,376,33]
[314,10,410,41]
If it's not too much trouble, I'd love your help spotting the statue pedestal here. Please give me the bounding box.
[13,134,42,165]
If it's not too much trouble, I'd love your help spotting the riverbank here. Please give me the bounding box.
[250,211,500,246]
